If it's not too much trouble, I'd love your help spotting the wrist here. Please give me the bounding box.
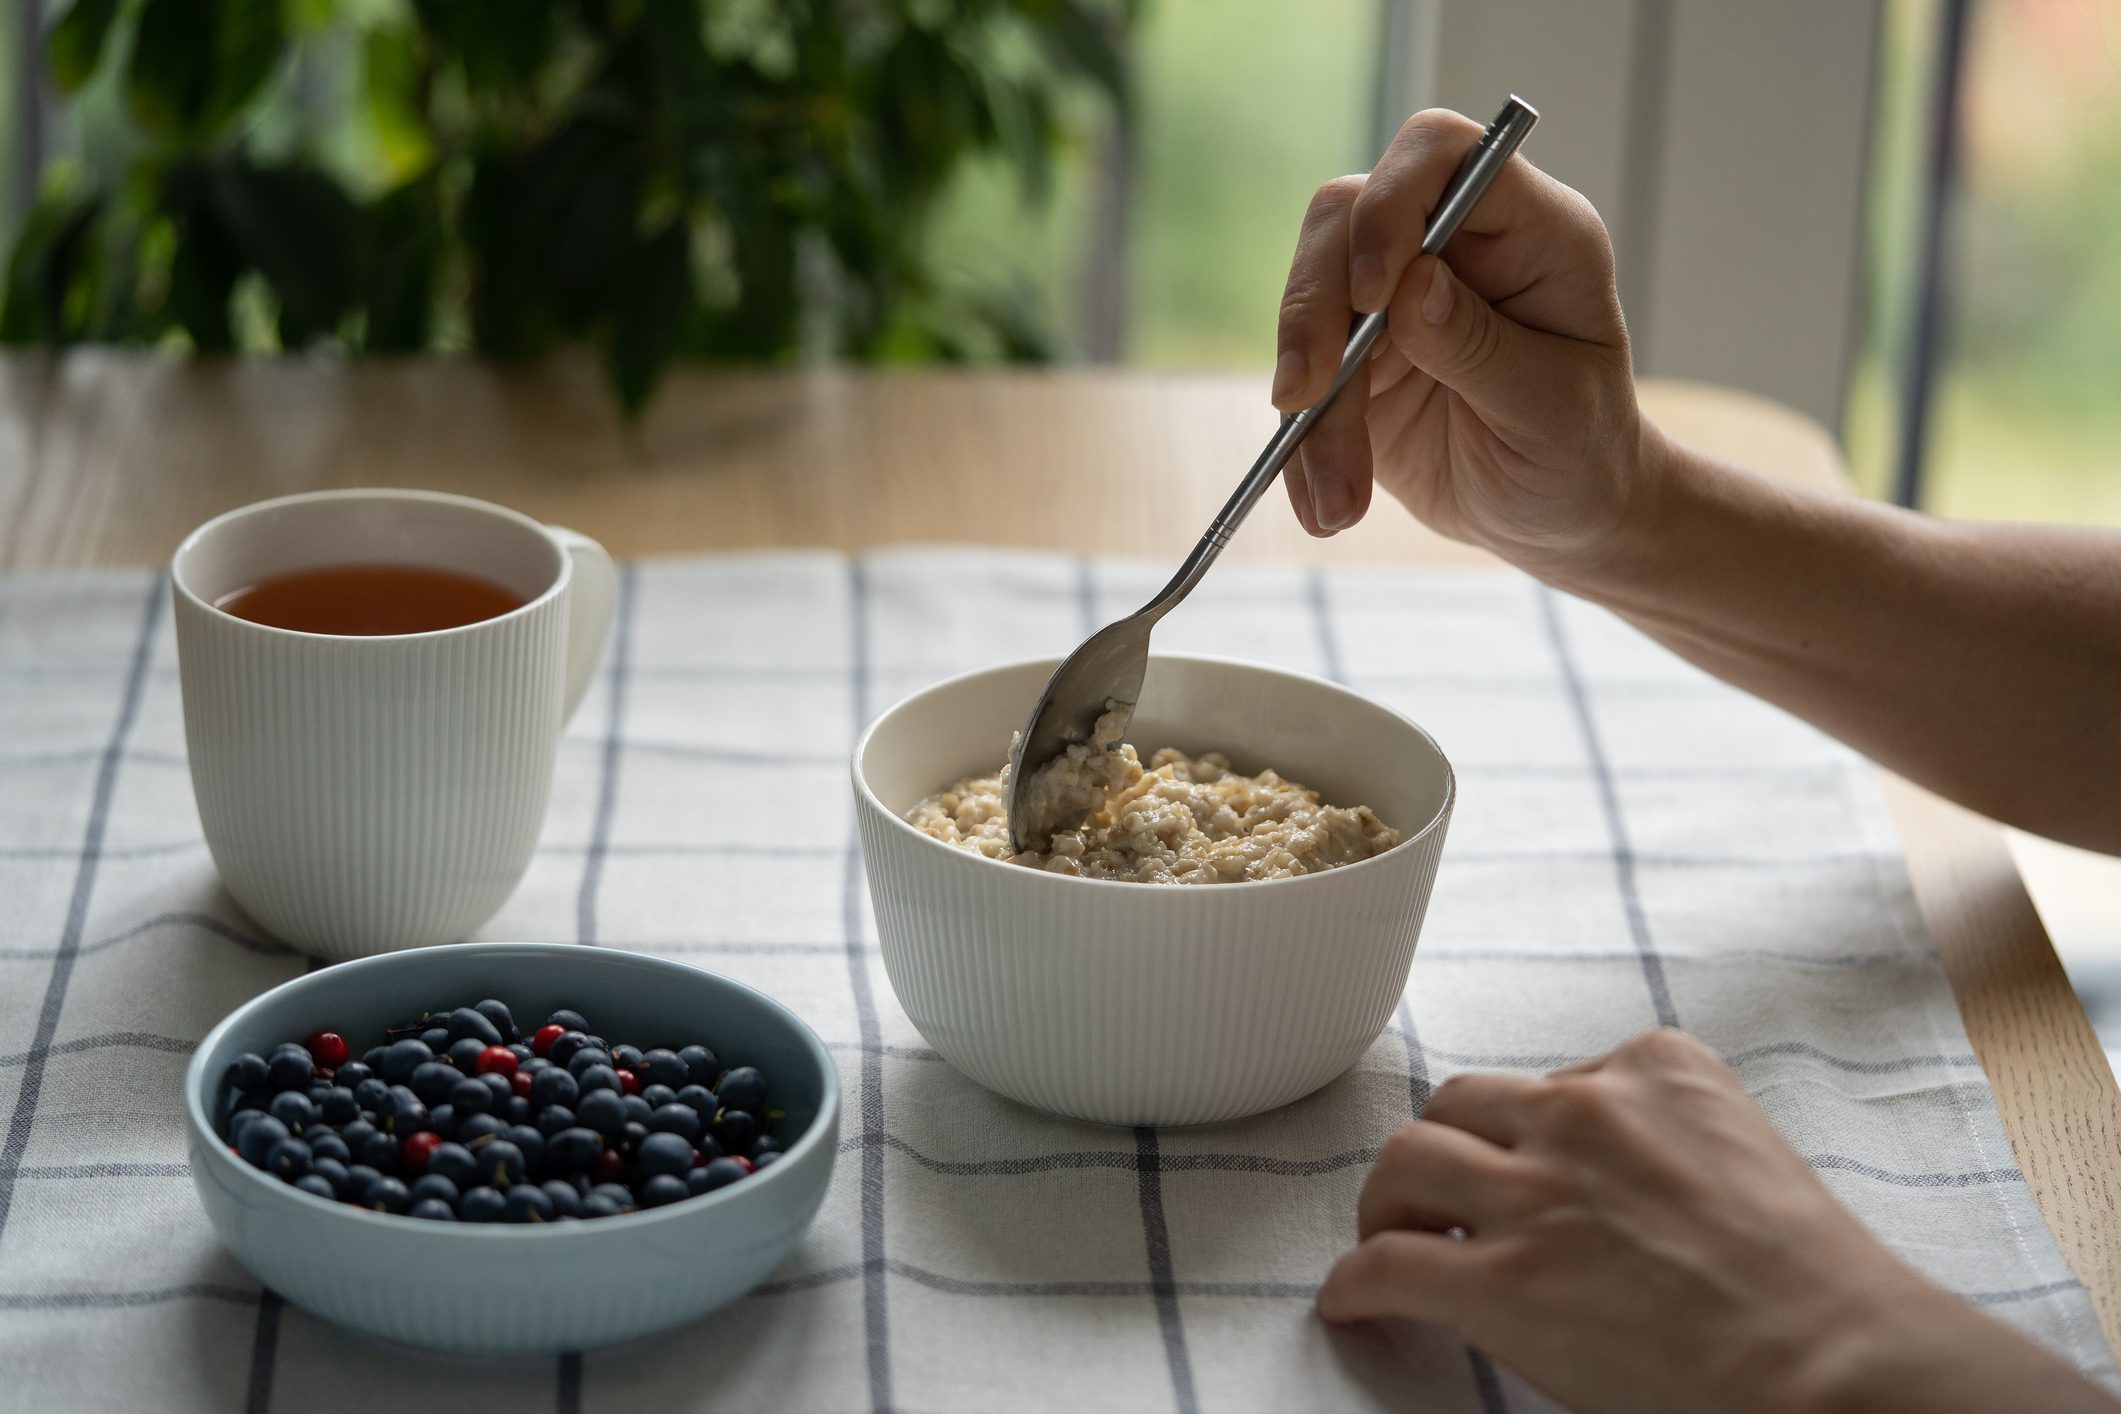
[1525,415,1699,603]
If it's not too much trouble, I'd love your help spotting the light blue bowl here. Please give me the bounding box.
[185,942,839,1356]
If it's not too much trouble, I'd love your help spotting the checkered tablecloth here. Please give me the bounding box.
[0,548,2112,1412]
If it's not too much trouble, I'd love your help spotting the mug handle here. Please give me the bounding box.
[548,527,617,722]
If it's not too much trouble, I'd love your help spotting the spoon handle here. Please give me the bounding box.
[1142,95,1541,619]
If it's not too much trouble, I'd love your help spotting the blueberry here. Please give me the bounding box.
[521,1056,553,1075]
[419,1026,452,1053]
[235,1115,290,1168]
[752,1151,782,1170]
[318,1087,358,1125]
[308,1131,351,1164]
[474,999,517,1043]
[448,1077,493,1116]
[677,1045,718,1087]
[342,1163,381,1200]
[621,1095,654,1126]
[638,1174,688,1208]
[504,1097,533,1126]
[633,1131,695,1180]
[379,1039,432,1084]
[575,1063,618,1096]
[695,1133,724,1160]
[547,1127,604,1174]
[540,1179,584,1218]
[410,1061,459,1107]
[475,1140,526,1189]
[426,1104,456,1138]
[479,1071,514,1107]
[365,1177,411,1214]
[530,1067,579,1110]
[459,1186,507,1222]
[267,1049,314,1092]
[501,1124,546,1171]
[333,1060,374,1090]
[589,1182,635,1211]
[307,1080,336,1107]
[641,1084,677,1109]
[616,1121,650,1157]
[576,1090,627,1138]
[266,1091,314,1133]
[265,1137,313,1180]
[712,1109,758,1149]
[359,1131,402,1173]
[567,1048,614,1079]
[610,1043,644,1071]
[684,1167,712,1196]
[228,1107,267,1139]
[696,1157,749,1192]
[380,1085,427,1136]
[410,1174,460,1208]
[424,1144,475,1192]
[507,1043,534,1064]
[408,1198,457,1221]
[639,1048,688,1090]
[545,1009,590,1034]
[647,1103,703,1143]
[446,1007,504,1047]
[536,1105,577,1138]
[717,1067,767,1114]
[445,1037,487,1075]
[583,1035,607,1053]
[503,1185,555,1223]
[361,1045,387,1069]
[579,1193,623,1219]
[230,1092,268,1117]
[547,1030,590,1067]
[352,1077,391,1113]
[312,1157,351,1198]
[674,1085,717,1115]
[227,1053,271,1094]
[293,1174,337,1201]
[750,1135,785,1156]
[457,1112,507,1145]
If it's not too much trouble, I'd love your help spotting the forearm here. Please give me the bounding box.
[1552,427,2121,853]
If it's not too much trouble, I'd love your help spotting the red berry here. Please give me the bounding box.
[616,1069,640,1096]
[306,1031,349,1068]
[475,1045,517,1078]
[731,1155,755,1174]
[531,1024,565,1057]
[511,1069,535,1099]
[401,1131,442,1173]
[692,1149,704,1169]
[591,1149,625,1184]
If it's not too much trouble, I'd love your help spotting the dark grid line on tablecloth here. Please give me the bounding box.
[1088,554,1205,1414]
[576,563,640,949]
[1310,567,1510,1414]
[845,559,894,1414]
[0,577,162,1251]
[245,1292,283,1414]
[1538,585,1678,1028]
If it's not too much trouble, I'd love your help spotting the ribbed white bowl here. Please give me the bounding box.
[853,655,1454,1126]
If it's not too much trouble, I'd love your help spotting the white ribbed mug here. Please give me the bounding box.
[172,490,615,959]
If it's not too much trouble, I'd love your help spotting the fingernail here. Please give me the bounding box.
[1422,260,1454,326]
[1272,347,1306,405]
[1349,253,1386,312]
[1311,476,1352,532]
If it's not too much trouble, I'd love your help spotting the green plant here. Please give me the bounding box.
[2,0,1131,412]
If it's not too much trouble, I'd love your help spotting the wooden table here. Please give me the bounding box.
[3,352,2115,1352]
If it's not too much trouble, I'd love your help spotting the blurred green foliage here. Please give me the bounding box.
[0,0,1131,412]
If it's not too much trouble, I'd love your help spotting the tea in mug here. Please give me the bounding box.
[213,564,526,636]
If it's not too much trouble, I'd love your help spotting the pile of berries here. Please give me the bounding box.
[220,999,785,1222]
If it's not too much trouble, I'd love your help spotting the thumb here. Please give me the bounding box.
[1387,254,1570,436]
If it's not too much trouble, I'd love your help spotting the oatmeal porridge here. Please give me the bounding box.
[908,714,1400,884]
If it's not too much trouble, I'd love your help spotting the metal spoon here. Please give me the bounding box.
[1005,95,1541,853]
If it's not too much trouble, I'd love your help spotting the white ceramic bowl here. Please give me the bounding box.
[186,943,838,1355]
[852,654,1454,1125]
